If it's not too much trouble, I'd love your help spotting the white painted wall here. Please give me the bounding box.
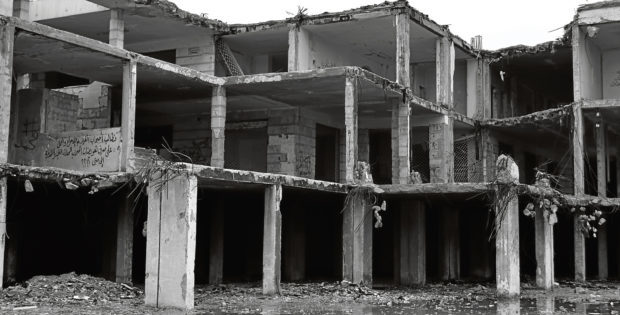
[602,48,620,99]
[296,27,393,80]
[578,30,602,100]
[30,0,107,21]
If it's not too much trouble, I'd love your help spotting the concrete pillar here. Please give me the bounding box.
[495,155,520,297]
[283,205,305,282]
[436,37,454,106]
[109,9,124,49]
[596,122,608,280]
[12,0,29,20]
[399,200,425,285]
[0,23,14,289]
[429,116,454,183]
[572,102,586,282]
[121,60,137,172]
[535,206,554,290]
[342,191,372,284]
[439,207,459,281]
[344,75,358,183]
[263,184,282,295]
[287,25,310,71]
[0,1,11,16]
[115,194,133,284]
[208,199,224,285]
[211,86,226,168]
[397,99,410,184]
[395,11,410,88]
[145,175,198,310]
[358,129,369,163]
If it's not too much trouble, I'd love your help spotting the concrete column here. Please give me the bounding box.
[342,191,372,284]
[596,122,608,280]
[0,1,11,16]
[400,200,425,285]
[283,205,305,282]
[121,60,137,172]
[208,199,224,285]
[397,99,410,184]
[358,128,370,163]
[344,75,358,183]
[211,86,226,168]
[429,116,454,183]
[287,25,310,71]
[263,184,282,295]
[0,23,14,289]
[145,175,198,310]
[536,296,555,314]
[115,194,133,284]
[495,155,520,297]
[436,38,454,106]
[391,100,399,184]
[439,207,459,281]
[572,103,586,282]
[535,206,554,290]
[109,9,124,49]
[12,0,29,20]
[395,12,410,88]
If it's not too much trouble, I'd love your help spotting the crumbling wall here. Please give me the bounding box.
[267,108,316,178]
[55,82,112,130]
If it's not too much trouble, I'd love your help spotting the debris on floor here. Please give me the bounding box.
[0,272,143,312]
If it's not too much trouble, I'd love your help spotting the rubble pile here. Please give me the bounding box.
[0,272,143,310]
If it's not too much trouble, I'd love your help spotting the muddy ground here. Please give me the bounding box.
[1,273,619,314]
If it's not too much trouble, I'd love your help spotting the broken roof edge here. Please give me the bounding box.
[577,0,620,12]
[88,0,228,32]
[483,36,572,62]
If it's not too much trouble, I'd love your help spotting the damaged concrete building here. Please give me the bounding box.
[0,0,619,310]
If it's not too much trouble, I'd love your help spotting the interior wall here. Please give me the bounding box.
[454,60,467,115]
[412,62,437,102]
[579,30,603,100]
[298,27,393,80]
[602,48,620,99]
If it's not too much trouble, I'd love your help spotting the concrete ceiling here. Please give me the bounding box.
[224,25,289,56]
[37,9,214,53]
[589,23,620,51]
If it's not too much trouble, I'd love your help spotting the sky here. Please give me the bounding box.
[171,0,593,50]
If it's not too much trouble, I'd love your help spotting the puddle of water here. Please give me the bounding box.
[198,297,620,314]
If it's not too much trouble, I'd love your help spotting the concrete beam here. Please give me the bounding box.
[535,206,554,290]
[210,86,226,168]
[121,59,136,172]
[429,116,454,183]
[399,200,425,285]
[208,198,225,285]
[596,122,608,280]
[145,175,198,310]
[495,155,520,297]
[109,9,124,49]
[263,184,282,295]
[115,193,133,284]
[395,12,410,88]
[0,23,14,290]
[342,191,372,284]
[344,75,358,184]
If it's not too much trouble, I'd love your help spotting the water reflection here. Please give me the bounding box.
[496,298,520,315]
[536,296,554,314]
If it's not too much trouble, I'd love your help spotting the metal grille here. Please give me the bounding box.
[216,39,244,76]
[454,135,483,183]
